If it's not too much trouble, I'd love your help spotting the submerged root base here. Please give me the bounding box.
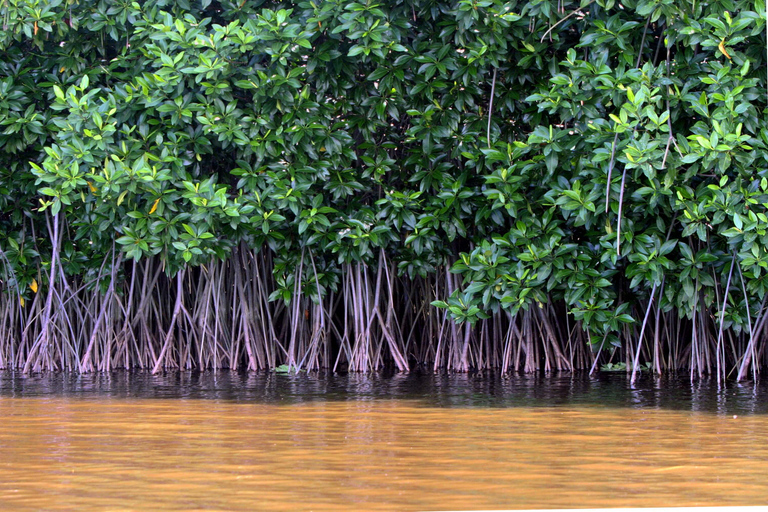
[1,249,765,379]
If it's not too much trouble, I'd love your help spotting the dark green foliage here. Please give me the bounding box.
[0,0,766,376]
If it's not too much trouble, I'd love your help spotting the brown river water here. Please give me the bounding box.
[1,372,767,511]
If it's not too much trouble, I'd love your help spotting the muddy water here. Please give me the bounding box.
[1,373,767,511]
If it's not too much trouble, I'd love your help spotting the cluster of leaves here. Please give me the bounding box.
[0,0,766,348]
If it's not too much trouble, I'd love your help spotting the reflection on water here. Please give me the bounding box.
[1,372,767,511]
[1,370,767,414]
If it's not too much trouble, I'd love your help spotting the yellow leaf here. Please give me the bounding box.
[20,297,25,307]
[30,279,38,293]
[117,190,128,206]
[88,181,98,193]
[149,198,160,215]
[718,39,731,60]
[33,21,38,36]
[60,66,66,73]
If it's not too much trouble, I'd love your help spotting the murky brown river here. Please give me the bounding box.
[1,372,767,511]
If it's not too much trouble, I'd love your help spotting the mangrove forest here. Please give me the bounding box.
[0,0,767,381]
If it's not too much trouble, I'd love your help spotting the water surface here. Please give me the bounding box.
[1,372,767,510]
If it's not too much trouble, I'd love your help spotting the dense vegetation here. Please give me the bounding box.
[0,0,766,380]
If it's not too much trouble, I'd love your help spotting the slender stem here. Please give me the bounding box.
[715,254,736,385]
[539,3,592,43]
[151,269,185,374]
[631,283,657,387]
[605,133,619,213]
[616,166,628,257]
[486,67,497,149]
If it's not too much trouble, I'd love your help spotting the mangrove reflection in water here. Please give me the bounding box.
[0,372,767,511]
